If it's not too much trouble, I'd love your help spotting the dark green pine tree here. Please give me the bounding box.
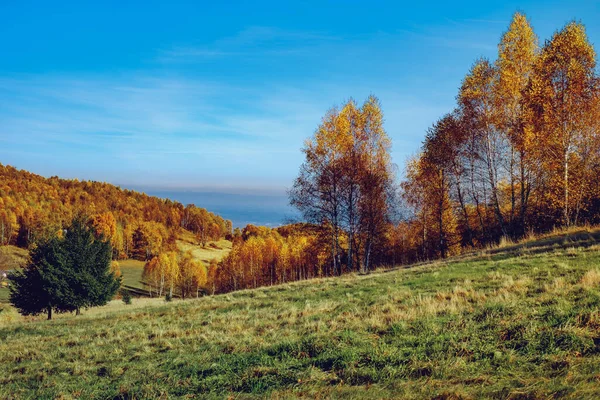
[9,217,121,319]
[62,217,121,315]
[9,236,74,320]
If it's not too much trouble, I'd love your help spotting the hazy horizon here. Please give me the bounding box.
[139,189,297,228]
[1,161,296,228]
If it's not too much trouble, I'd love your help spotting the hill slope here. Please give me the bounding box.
[1,229,600,399]
[0,163,231,258]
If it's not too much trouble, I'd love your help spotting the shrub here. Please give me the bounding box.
[121,289,132,305]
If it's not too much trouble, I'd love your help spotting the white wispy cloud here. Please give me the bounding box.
[0,70,449,187]
[157,25,338,62]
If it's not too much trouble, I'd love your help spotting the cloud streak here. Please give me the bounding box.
[158,26,338,63]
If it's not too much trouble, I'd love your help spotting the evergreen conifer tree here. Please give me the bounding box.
[9,217,121,319]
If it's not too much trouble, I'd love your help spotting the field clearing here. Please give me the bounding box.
[176,233,232,264]
[0,245,29,269]
[0,287,8,302]
[0,245,29,303]
[1,230,600,398]
[118,259,147,293]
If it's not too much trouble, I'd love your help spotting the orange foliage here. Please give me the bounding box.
[0,164,232,260]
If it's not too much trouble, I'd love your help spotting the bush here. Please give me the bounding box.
[165,293,172,302]
[121,289,132,305]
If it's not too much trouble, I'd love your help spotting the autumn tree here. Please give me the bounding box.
[356,96,395,271]
[524,22,598,226]
[290,96,395,274]
[459,58,509,238]
[0,207,17,246]
[177,251,207,298]
[0,163,231,258]
[495,12,538,236]
[290,107,345,275]
[89,211,120,258]
[143,251,178,297]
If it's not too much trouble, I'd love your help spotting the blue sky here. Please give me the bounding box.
[1,1,600,193]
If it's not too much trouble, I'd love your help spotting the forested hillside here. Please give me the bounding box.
[0,163,232,260]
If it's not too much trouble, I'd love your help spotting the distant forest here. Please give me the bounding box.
[0,163,231,260]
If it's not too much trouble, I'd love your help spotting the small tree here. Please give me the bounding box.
[121,289,132,305]
[9,217,121,319]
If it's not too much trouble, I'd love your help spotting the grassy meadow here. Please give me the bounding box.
[1,229,600,398]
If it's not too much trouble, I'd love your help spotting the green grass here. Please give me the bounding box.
[118,259,147,292]
[1,231,600,399]
[0,245,29,302]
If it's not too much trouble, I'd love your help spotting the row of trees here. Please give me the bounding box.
[6,13,600,302]
[400,13,600,262]
[142,251,218,299]
[216,224,326,292]
[0,164,232,258]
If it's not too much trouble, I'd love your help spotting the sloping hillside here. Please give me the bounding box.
[0,163,231,258]
[1,229,600,399]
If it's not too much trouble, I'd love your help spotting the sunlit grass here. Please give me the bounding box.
[176,236,232,264]
[0,245,29,302]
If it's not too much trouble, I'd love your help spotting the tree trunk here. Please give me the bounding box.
[331,231,336,276]
[486,137,507,237]
[456,181,473,247]
[363,239,371,274]
[510,146,516,236]
[439,169,446,259]
[519,151,527,238]
[47,306,52,320]
[564,148,570,226]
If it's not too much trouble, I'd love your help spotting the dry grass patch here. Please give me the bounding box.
[580,269,600,288]
[176,238,232,264]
